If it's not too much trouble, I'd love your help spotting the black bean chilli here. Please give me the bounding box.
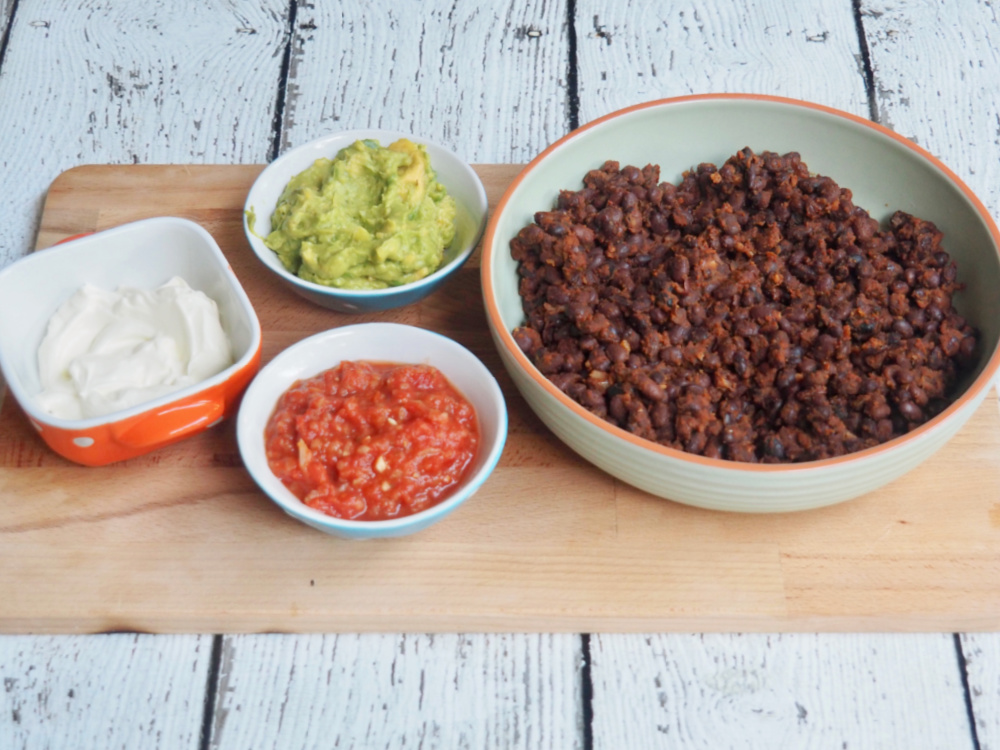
[509,148,978,463]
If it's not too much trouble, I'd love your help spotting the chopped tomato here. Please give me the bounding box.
[264,361,479,521]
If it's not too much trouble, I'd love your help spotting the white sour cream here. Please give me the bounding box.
[36,277,234,420]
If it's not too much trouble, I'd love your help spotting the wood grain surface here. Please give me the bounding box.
[1,162,998,635]
[2,1,999,748]
[0,633,212,748]
[208,633,583,749]
[589,632,973,748]
[574,0,869,124]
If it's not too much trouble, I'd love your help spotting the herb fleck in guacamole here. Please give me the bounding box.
[260,138,457,290]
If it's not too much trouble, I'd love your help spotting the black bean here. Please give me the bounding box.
[898,400,923,422]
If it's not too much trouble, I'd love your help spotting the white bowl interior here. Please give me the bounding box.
[244,129,488,296]
[0,217,261,425]
[237,322,507,531]
[490,98,1000,390]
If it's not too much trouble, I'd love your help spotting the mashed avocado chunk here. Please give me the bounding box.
[262,138,457,290]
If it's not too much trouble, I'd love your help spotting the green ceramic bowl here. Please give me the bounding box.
[481,94,1000,512]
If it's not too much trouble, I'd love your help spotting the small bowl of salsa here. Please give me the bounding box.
[236,322,507,538]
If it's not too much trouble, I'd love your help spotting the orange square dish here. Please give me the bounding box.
[0,217,262,466]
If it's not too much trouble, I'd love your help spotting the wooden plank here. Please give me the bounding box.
[0,634,213,748]
[574,0,869,125]
[590,633,974,749]
[860,0,1000,218]
[2,163,999,634]
[959,633,1000,749]
[205,5,580,743]
[278,0,571,163]
[206,634,582,749]
[0,0,289,270]
[0,0,14,44]
[860,1,1000,740]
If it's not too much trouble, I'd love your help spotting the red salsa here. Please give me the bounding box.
[264,360,479,521]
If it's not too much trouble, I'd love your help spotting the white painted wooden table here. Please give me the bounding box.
[1,1,999,747]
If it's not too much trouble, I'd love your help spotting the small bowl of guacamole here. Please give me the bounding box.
[244,130,488,313]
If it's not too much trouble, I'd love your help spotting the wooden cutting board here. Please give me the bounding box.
[2,164,999,635]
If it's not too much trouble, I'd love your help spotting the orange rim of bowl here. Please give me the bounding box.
[55,232,94,245]
[481,93,1000,474]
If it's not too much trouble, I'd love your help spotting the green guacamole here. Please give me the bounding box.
[257,138,457,290]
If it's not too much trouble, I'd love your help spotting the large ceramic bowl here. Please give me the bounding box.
[481,94,1000,512]
[0,217,262,466]
[243,129,488,313]
[236,322,508,539]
